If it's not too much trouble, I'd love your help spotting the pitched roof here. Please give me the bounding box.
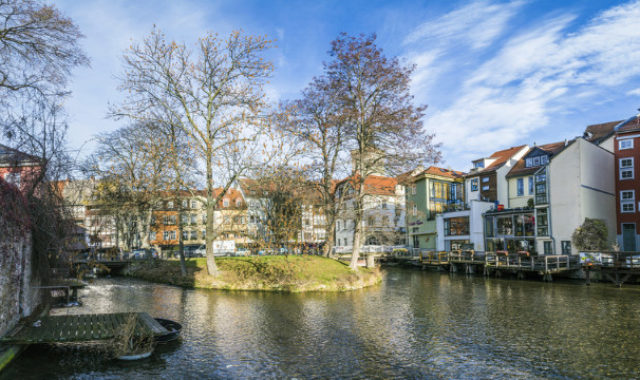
[615,115,640,133]
[507,141,572,178]
[583,120,622,143]
[466,145,527,177]
[336,174,398,196]
[0,144,40,167]
[485,145,527,171]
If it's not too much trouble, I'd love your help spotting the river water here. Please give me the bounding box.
[3,268,640,379]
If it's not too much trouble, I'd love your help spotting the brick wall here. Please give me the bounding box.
[0,179,40,337]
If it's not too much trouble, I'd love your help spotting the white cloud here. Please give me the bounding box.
[408,0,640,168]
[628,88,640,96]
[404,0,523,49]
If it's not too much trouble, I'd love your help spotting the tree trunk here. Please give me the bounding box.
[323,220,335,258]
[205,154,218,275]
[177,206,187,276]
[350,217,361,270]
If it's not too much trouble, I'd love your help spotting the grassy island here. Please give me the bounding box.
[125,255,382,292]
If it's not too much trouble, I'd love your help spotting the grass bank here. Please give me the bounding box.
[125,255,382,292]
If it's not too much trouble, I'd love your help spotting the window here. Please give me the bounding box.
[182,231,188,240]
[367,216,375,226]
[163,231,176,240]
[621,190,636,213]
[236,199,242,207]
[202,214,207,223]
[620,158,634,180]
[167,201,174,209]
[474,161,484,169]
[381,202,388,209]
[517,178,524,196]
[190,214,197,224]
[482,185,490,191]
[540,155,548,165]
[412,205,417,216]
[163,215,176,225]
[382,215,390,225]
[148,231,156,242]
[182,200,188,208]
[4,173,20,187]
[561,241,571,254]
[482,177,489,183]
[619,139,633,150]
[444,217,470,236]
[536,208,549,236]
[411,185,416,195]
[528,177,534,195]
[497,216,513,235]
[191,200,198,208]
[337,238,341,246]
[337,221,341,230]
[181,214,188,224]
[202,230,206,239]
[223,198,229,207]
[543,241,552,255]
[470,178,478,191]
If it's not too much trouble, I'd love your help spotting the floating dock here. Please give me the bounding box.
[0,312,168,345]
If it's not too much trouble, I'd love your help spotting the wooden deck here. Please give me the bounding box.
[380,251,582,281]
[0,312,168,345]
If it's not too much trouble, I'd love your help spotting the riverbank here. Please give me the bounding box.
[125,255,382,292]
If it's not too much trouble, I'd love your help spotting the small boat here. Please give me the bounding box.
[154,318,182,343]
[118,350,154,360]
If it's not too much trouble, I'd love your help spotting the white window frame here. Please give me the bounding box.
[412,205,417,216]
[619,139,634,150]
[621,190,636,213]
[411,185,416,195]
[620,158,634,180]
[470,178,478,192]
[223,198,229,207]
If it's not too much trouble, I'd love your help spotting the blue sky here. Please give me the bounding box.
[55,0,640,171]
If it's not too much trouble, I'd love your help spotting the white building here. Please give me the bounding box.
[334,175,406,251]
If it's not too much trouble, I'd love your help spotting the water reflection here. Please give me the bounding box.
[3,269,640,379]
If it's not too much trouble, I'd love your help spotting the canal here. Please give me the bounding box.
[3,268,640,379]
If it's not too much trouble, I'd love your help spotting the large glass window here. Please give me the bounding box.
[485,217,494,237]
[537,208,548,236]
[535,170,548,204]
[528,177,534,195]
[444,217,470,236]
[621,190,636,213]
[497,216,513,235]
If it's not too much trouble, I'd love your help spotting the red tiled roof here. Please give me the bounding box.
[336,174,398,196]
[485,145,527,171]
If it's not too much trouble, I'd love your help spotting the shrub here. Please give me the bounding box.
[572,218,608,251]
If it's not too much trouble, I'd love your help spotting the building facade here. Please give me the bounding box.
[404,167,465,249]
[613,115,640,251]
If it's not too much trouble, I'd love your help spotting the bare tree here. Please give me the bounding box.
[326,33,441,270]
[88,123,172,251]
[112,28,273,275]
[276,76,349,258]
[0,0,88,108]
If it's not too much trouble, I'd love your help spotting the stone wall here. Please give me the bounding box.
[0,180,41,337]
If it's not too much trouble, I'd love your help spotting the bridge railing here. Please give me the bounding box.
[581,251,640,269]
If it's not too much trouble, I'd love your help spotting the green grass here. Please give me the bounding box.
[125,255,381,292]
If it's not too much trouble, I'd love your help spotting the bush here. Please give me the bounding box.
[572,218,608,251]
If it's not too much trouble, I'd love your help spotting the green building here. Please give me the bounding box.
[404,167,465,249]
